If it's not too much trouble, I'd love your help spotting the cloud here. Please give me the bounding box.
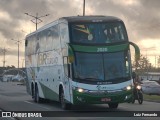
[86,0,160,41]
[0,10,11,22]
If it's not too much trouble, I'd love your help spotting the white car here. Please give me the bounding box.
[141,81,160,95]
[12,74,24,82]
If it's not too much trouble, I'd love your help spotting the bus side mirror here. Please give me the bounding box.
[129,42,140,61]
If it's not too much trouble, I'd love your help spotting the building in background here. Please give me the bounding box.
[140,72,160,82]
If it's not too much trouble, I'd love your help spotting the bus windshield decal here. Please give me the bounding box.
[97,48,108,52]
[75,25,90,34]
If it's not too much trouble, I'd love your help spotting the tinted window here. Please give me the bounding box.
[74,53,104,80]
[70,22,128,44]
[73,51,131,81]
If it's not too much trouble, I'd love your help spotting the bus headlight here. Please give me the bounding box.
[78,88,84,93]
[124,85,132,91]
[72,87,88,93]
[136,85,141,90]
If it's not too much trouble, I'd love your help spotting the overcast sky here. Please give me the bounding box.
[0,0,160,67]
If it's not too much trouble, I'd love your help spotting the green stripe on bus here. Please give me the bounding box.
[70,43,129,53]
[39,82,59,101]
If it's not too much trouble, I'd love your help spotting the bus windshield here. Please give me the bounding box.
[70,22,128,44]
[73,51,130,81]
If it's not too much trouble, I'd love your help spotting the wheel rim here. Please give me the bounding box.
[36,90,39,102]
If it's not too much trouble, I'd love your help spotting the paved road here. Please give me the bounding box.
[0,82,159,120]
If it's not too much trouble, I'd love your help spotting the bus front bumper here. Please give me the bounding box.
[72,89,133,105]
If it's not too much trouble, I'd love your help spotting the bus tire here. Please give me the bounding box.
[31,83,34,99]
[60,89,71,110]
[108,103,118,109]
[34,85,43,103]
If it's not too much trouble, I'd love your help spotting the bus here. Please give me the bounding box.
[25,16,140,110]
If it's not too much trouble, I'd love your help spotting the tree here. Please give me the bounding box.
[11,65,16,68]
[133,55,152,74]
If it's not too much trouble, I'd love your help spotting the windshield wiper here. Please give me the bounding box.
[105,77,129,81]
[75,77,103,81]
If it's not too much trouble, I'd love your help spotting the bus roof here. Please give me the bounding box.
[61,16,122,23]
[26,16,123,38]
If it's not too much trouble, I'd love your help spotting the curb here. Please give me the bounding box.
[144,100,160,103]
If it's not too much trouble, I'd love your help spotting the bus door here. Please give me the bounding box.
[63,56,72,102]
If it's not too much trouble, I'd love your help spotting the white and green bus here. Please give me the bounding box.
[25,16,140,109]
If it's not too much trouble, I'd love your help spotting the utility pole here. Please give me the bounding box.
[25,12,49,30]
[83,0,85,16]
[11,39,21,71]
[22,58,25,68]
[1,47,9,67]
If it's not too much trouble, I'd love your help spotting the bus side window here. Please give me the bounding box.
[118,26,125,40]
[39,31,47,52]
[36,34,40,53]
[25,39,29,55]
[114,27,120,41]
[60,23,69,48]
[32,35,36,54]
[46,29,53,51]
[52,25,60,50]
[25,40,28,47]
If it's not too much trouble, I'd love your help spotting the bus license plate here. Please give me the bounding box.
[101,98,111,102]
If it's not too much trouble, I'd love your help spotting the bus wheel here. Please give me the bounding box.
[60,89,71,110]
[34,86,43,103]
[31,83,34,99]
[108,103,118,109]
